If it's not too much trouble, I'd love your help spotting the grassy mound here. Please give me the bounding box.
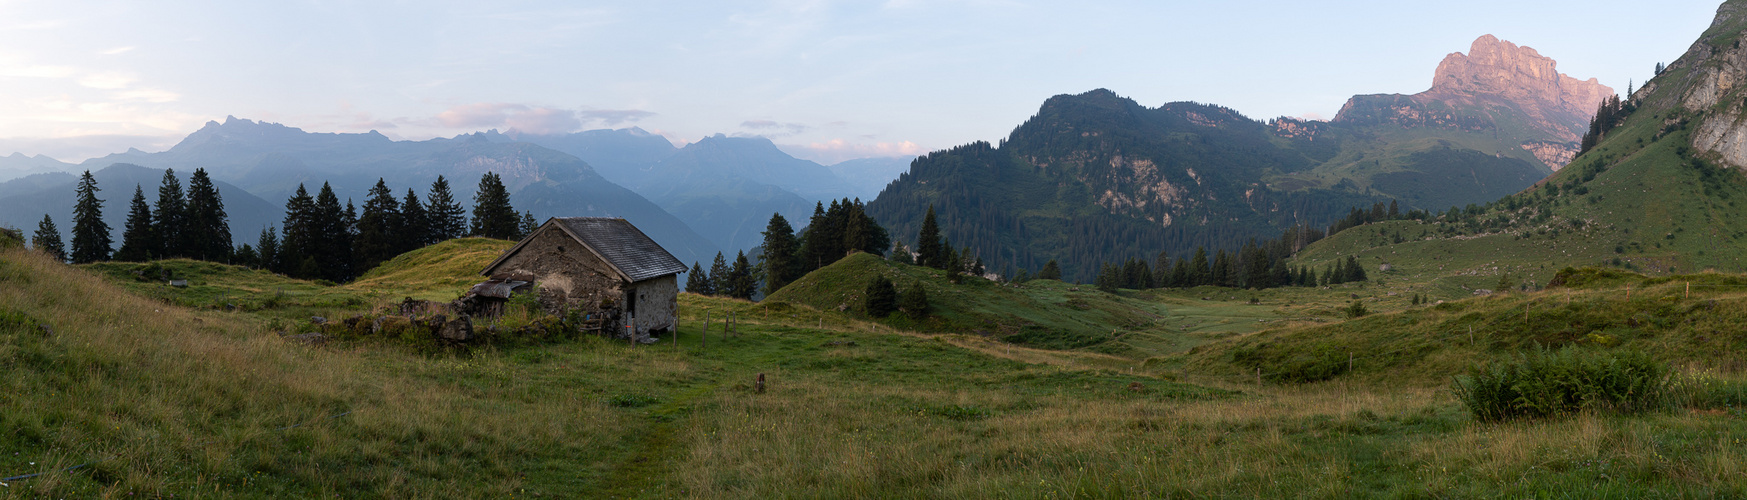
[1190,268,1747,385]
[350,237,515,300]
[767,253,1172,351]
[81,238,514,319]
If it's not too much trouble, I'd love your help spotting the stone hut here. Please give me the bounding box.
[478,217,687,339]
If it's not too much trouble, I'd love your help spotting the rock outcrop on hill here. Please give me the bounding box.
[1335,35,1614,170]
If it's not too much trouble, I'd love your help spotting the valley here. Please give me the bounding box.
[6,1,1747,497]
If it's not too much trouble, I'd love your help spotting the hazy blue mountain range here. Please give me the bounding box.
[0,153,75,182]
[515,129,878,252]
[61,117,720,265]
[827,156,916,200]
[0,163,281,251]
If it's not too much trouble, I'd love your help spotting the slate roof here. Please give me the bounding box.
[482,217,687,283]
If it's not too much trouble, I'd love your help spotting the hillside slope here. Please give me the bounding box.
[1289,0,1747,290]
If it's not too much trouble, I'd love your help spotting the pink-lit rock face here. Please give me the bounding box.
[1426,35,1614,140]
[1331,35,1613,169]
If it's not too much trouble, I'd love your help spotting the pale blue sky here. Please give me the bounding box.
[0,0,1722,163]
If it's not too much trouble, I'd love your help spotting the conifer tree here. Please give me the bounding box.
[425,175,467,241]
[183,168,230,262]
[1189,248,1211,286]
[1170,258,1190,287]
[399,188,429,252]
[685,262,714,295]
[915,205,942,269]
[279,184,316,276]
[257,227,279,273]
[1210,250,1232,288]
[154,169,185,258]
[864,274,897,317]
[708,252,731,295]
[70,170,111,264]
[760,212,800,295]
[113,184,156,262]
[1037,259,1062,280]
[470,172,519,239]
[898,281,929,319]
[33,214,65,262]
[890,241,914,265]
[517,211,538,239]
[354,178,402,272]
[725,251,756,300]
[309,183,350,281]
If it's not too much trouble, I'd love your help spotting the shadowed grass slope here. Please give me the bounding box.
[79,238,515,319]
[766,253,1172,351]
[1187,267,1747,385]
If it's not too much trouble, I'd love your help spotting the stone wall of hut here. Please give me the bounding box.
[627,275,679,335]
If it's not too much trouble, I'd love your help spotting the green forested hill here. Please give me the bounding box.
[867,89,1549,282]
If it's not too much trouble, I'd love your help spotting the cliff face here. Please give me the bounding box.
[1333,35,1613,170]
[1662,1,1747,168]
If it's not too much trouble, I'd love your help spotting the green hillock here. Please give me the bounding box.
[1189,267,1747,385]
[767,253,1171,351]
[80,238,513,318]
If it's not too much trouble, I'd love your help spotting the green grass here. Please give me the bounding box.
[18,240,1747,496]
[79,238,516,321]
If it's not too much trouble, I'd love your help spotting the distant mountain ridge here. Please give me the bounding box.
[867,36,1613,281]
[50,117,721,265]
[515,130,878,252]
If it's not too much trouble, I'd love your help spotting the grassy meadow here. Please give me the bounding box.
[6,241,1747,497]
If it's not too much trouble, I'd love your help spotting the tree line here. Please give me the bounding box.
[260,172,534,282]
[685,197,891,299]
[32,169,232,265]
[30,169,537,285]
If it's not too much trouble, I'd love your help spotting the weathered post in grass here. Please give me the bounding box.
[1687,282,1691,299]
[756,373,766,394]
[1348,352,1353,373]
[628,312,636,346]
[1255,367,1262,386]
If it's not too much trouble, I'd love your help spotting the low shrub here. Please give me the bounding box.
[1452,347,1668,421]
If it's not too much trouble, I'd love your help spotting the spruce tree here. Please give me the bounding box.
[760,212,800,295]
[1037,259,1062,280]
[399,188,429,252]
[311,183,350,281]
[113,184,156,262]
[153,169,185,258]
[1189,247,1210,285]
[890,241,914,265]
[1210,250,1232,288]
[470,172,518,239]
[898,281,929,319]
[69,170,111,264]
[1170,258,1190,287]
[864,274,897,317]
[708,252,731,295]
[725,251,756,300]
[425,175,467,241]
[279,185,316,276]
[517,211,538,239]
[257,227,279,273]
[685,262,714,295]
[354,178,402,272]
[915,205,942,269]
[183,168,230,262]
[32,214,65,262]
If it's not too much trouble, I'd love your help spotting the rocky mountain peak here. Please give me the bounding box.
[1427,35,1613,124]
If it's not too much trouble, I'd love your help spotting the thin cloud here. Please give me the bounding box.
[740,119,808,137]
[435,102,584,135]
[78,72,137,90]
[577,108,656,126]
[781,138,925,164]
[98,46,136,56]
